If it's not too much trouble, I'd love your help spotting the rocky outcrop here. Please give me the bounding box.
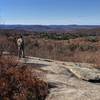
[20,57,100,100]
[64,63,100,81]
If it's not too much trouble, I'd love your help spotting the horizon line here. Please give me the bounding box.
[0,24,100,26]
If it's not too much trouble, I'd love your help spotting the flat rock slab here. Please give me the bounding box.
[64,62,100,81]
[19,57,100,100]
[20,57,100,81]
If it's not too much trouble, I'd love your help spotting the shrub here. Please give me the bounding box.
[68,44,78,51]
[0,56,48,100]
[79,45,97,51]
[85,36,98,42]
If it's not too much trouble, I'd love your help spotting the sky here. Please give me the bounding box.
[0,0,100,25]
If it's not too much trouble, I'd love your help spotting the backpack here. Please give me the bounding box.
[17,38,23,47]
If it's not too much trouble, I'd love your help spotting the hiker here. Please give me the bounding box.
[17,35,25,58]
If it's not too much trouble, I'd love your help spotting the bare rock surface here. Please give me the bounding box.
[20,57,100,100]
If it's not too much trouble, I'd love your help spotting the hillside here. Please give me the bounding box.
[1,32,100,66]
[0,25,100,32]
[1,31,100,99]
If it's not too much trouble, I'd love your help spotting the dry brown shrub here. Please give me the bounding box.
[0,56,48,100]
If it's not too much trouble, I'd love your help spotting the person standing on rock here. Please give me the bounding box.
[17,35,25,58]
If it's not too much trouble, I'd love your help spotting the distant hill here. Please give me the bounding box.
[0,25,100,32]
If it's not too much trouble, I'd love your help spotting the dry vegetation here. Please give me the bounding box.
[0,29,100,100]
[24,35,100,67]
[0,29,100,67]
[0,56,48,100]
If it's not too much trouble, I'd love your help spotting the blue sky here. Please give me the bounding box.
[0,0,100,25]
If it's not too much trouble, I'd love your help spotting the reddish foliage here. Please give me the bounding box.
[0,57,48,100]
